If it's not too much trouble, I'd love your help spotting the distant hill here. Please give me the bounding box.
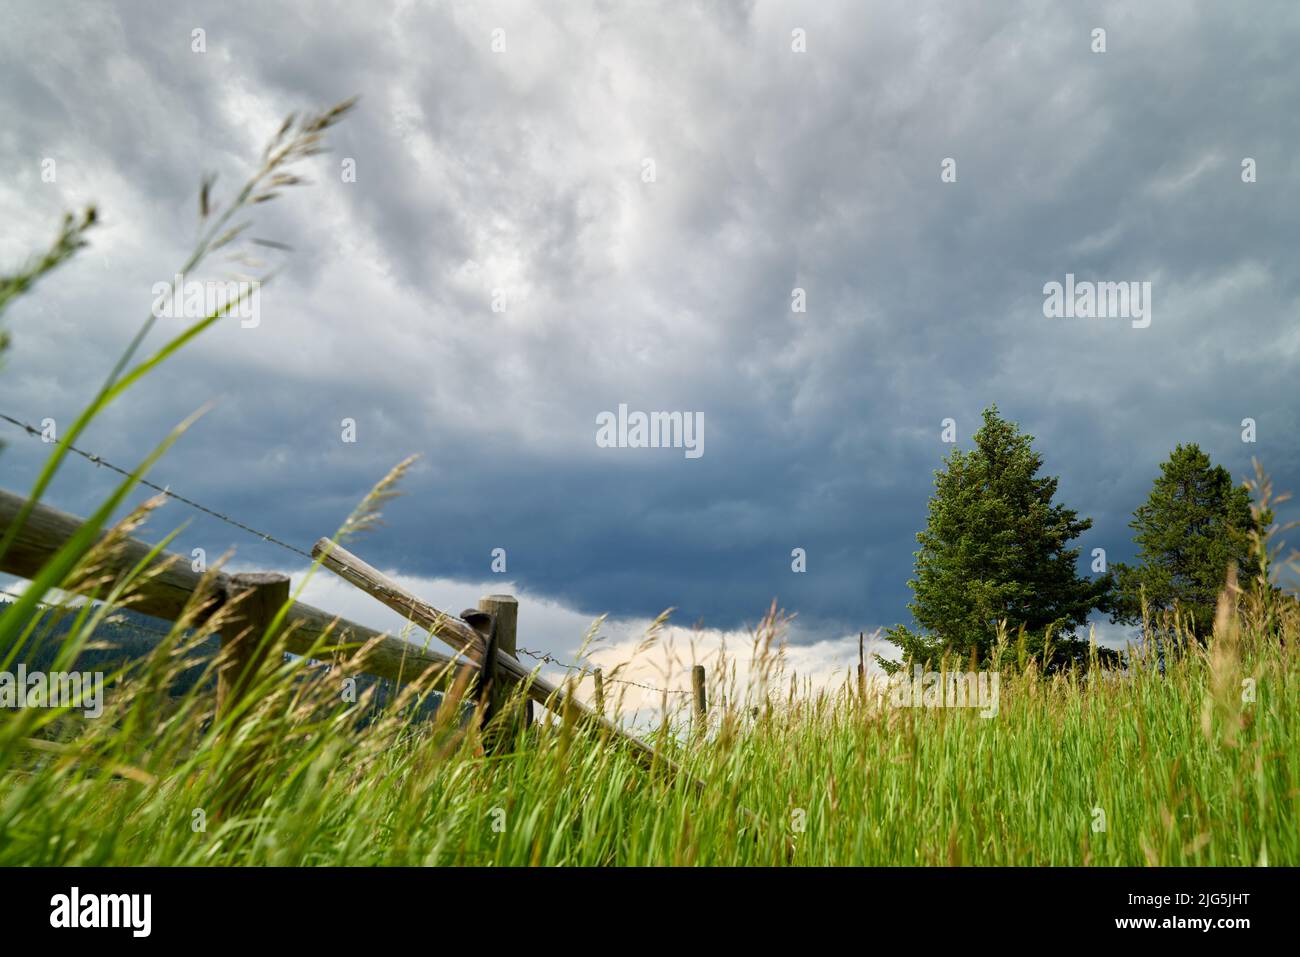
[0,598,441,721]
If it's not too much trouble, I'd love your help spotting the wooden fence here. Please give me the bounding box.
[0,487,688,778]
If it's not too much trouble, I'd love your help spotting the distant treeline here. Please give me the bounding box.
[0,600,441,723]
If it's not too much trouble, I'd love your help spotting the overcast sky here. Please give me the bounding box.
[2,1,1297,694]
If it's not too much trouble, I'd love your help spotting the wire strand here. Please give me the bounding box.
[515,646,691,695]
[1,411,314,560]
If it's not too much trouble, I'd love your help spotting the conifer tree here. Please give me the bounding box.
[880,406,1112,673]
[1110,443,1257,638]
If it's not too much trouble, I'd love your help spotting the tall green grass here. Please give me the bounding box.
[0,576,1295,865]
[0,98,1295,867]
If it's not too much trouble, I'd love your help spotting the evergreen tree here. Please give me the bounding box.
[1110,444,1257,638]
[880,406,1112,673]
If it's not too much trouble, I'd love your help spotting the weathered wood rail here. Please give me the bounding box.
[0,488,461,686]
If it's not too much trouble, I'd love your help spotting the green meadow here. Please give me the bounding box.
[1,99,1295,868]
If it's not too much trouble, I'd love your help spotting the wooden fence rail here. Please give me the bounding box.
[0,487,683,781]
[0,488,462,690]
[0,486,788,843]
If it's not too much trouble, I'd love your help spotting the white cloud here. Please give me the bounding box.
[231,558,892,729]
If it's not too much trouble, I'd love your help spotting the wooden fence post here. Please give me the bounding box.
[214,572,288,818]
[478,594,532,734]
[217,572,290,721]
[692,664,707,733]
[857,631,866,704]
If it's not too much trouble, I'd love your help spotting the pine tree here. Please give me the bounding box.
[1110,444,1257,638]
[879,406,1112,673]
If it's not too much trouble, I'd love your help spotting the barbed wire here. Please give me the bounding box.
[516,646,691,696]
[1,411,693,699]
[0,411,315,560]
[516,646,577,668]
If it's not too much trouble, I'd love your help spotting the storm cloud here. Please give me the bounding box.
[2,0,1297,667]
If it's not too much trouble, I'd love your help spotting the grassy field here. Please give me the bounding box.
[1,584,1295,866]
[1,99,1295,868]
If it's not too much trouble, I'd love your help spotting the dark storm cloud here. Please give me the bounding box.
[2,0,1297,650]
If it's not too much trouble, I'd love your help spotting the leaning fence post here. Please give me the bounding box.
[217,572,290,721]
[692,664,707,734]
[478,594,532,734]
